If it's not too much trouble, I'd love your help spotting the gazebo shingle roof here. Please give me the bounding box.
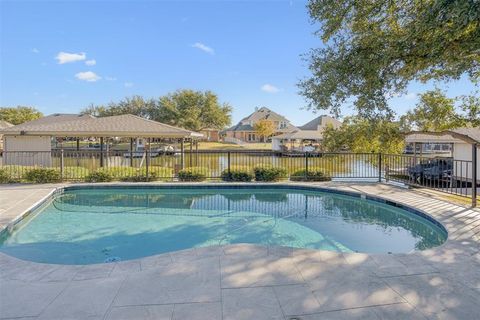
[1,114,202,138]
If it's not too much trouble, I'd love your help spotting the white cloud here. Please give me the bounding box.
[85,59,96,66]
[192,42,214,55]
[75,71,101,82]
[261,84,280,93]
[105,76,117,81]
[124,82,134,87]
[55,51,86,64]
[32,48,39,53]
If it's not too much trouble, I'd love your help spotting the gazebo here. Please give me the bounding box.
[0,114,203,167]
[271,130,325,152]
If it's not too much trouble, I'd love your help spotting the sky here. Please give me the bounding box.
[0,0,477,126]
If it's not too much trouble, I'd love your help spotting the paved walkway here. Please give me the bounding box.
[0,182,479,320]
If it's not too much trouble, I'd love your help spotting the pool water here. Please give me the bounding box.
[0,187,447,264]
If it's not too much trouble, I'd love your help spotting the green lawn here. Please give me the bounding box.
[59,140,272,151]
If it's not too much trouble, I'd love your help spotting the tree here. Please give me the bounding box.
[322,117,404,154]
[402,89,480,131]
[153,90,231,131]
[458,92,480,127]
[81,90,232,132]
[404,89,460,131]
[81,96,155,118]
[299,0,480,119]
[254,119,276,142]
[0,106,43,125]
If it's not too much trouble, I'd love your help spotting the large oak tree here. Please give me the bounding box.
[299,0,480,119]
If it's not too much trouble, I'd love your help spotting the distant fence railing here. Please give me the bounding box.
[0,150,478,206]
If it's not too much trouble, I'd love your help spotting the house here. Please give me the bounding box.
[405,127,479,184]
[0,120,13,151]
[222,107,296,143]
[272,115,342,151]
[199,128,220,142]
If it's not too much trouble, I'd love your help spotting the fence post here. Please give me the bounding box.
[180,139,185,170]
[305,152,309,179]
[60,149,64,181]
[100,137,104,167]
[227,151,231,176]
[145,139,150,182]
[378,153,382,182]
[472,144,477,207]
[130,138,134,167]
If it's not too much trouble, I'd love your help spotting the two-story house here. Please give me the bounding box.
[221,107,297,143]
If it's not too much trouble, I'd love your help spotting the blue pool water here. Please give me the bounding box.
[0,187,447,264]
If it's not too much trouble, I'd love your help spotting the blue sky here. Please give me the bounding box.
[0,0,477,126]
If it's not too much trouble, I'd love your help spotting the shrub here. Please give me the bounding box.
[24,168,61,183]
[1,165,35,181]
[0,168,13,183]
[290,167,332,182]
[84,169,113,182]
[178,167,208,182]
[221,166,253,182]
[253,166,287,182]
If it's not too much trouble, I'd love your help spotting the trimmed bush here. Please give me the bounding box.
[1,165,35,181]
[221,166,253,182]
[24,168,61,183]
[253,166,287,182]
[290,168,331,182]
[178,167,208,182]
[0,168,13,184]
[84,170,113,182]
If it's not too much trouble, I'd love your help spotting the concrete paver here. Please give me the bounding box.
[0,182,479,319]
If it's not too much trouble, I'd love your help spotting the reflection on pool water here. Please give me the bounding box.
[0,187,447,265]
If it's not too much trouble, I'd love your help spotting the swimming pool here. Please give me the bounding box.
[0,186,447,265]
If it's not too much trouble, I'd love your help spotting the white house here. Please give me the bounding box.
[405,127,479,184]
[272,115,342,151]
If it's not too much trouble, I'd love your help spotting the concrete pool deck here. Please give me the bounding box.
[0,182,479,320]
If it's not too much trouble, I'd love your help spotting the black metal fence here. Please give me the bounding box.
[0,150,478,206]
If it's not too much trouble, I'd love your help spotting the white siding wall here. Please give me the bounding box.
[3,136,52,166]
[453,142,480,183]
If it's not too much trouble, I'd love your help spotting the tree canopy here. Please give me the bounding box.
[299,0,480,119]
[82,90,232,132]
[254,120,276,142]
[0,106,43,125]
[401,89,480,130]
[322,117,405,154]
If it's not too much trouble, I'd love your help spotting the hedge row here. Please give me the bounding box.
[0,165,331,183]
[0,166,173,183]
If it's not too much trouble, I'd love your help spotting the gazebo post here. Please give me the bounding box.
[100,137,104,167]
[146,138,151,181]
[130,138,134,167]
[180,139,185,169]
[189,138,193,167]
[195,139,199,166]
[76,138,80,151]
